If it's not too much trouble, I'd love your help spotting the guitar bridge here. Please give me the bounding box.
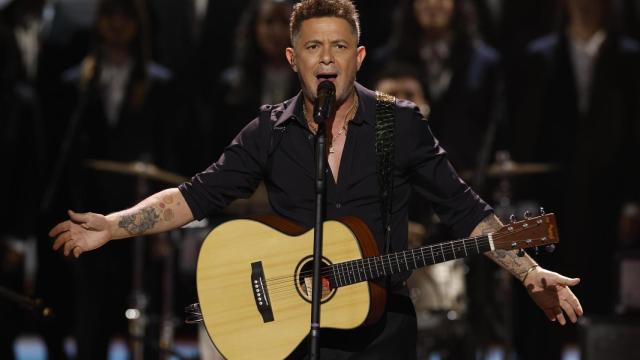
[251,261,274,322]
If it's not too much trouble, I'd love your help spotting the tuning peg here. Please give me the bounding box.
[545,244,556,253]
[509,214,517,223]
[539,207,545,215]
[517,248,526,257]
[524,210,531,219]
[534,246,539,256]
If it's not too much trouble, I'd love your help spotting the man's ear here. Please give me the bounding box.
[356,46,367,71]
[286,47,298,72]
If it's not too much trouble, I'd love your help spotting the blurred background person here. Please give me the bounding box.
[148,0,251,174]
[0,0,66,358]
[374,62,431,119]
[50,0,176,358]
[216,0,297,153]
[510,0,640,358]
[373,0,505,189]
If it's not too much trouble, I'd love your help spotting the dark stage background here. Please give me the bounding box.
[1,0,640,359]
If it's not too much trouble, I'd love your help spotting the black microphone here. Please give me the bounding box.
[313,81,336,124]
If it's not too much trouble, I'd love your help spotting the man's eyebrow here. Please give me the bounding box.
[302,39,352,46]
[303,39,322,46]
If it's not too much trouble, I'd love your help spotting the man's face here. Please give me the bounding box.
[286,17,365,105]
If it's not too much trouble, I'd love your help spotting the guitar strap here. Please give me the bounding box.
[375,92,396,256]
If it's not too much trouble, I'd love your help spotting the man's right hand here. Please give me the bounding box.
[50,210,112,258]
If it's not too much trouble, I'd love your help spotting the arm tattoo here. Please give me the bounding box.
[118,206,160,235]
[476,214,537,280]
[474,214,502,236]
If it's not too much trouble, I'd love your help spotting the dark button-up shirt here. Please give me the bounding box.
[179,83,492,260]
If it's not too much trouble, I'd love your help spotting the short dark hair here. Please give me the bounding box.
[289,0,360,44]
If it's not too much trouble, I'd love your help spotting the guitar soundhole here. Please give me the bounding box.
[294,256,336,304]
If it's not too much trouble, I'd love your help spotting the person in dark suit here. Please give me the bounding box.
[0,0,47,262]
[511,0,640,358]
[0,1,65,358]
[53,0,175,358]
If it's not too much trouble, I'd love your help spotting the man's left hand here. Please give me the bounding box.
[523,267,583,325]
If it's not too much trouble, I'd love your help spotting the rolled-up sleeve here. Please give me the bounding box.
[398,103,493,237]
[178,117,267,220]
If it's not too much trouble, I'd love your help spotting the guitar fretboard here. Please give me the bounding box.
[328,235,492,288]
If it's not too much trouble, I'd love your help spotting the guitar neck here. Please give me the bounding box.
[328,235,493,288]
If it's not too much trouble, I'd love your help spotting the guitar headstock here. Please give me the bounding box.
[492,212,559,252]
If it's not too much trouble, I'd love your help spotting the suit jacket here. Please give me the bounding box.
[512,31,640,313]
[0,16,47,237]
[56,60,177,214]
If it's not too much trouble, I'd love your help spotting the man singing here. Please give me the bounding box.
[50,1,583,358]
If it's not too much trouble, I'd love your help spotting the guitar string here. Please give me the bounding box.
[263,223,544,285]
[263,231,548,296]
[263,236,489,285]
[264,237,489,290]
[263,225,544,287]
[263,243,484,297]
[263,239,491,294]
[264,234,548,297]
[207,239,548,306]
[264,233,543,295]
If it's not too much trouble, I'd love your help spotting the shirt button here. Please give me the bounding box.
[307,134,313,140]
[336,203,342,209]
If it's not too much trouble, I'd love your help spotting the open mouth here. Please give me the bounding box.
[316,73,338,83]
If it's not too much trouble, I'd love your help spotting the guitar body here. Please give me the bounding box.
[196,216,386,360]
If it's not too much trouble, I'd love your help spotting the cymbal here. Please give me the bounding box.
[485,161,558,177]
[84,159,188,185]
[460,161,558,180]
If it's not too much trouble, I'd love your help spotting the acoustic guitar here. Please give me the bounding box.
[196,213,558,359]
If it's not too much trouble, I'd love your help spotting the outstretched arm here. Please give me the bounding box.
[470,214,584,325]
[50,188,193,257]
[471,214,538,280]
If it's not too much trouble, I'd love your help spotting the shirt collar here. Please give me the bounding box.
[274,81,377,127]
[568,30,607,58]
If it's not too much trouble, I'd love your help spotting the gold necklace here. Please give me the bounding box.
[329,118,349,153]
[303,93,359,154]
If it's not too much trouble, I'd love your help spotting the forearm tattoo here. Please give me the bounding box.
[117,193,180,236]
[477,214,537,280]
[118,206,160,235]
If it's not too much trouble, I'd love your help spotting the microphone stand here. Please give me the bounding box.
[309,118,327,359]
[309,80,338,358]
